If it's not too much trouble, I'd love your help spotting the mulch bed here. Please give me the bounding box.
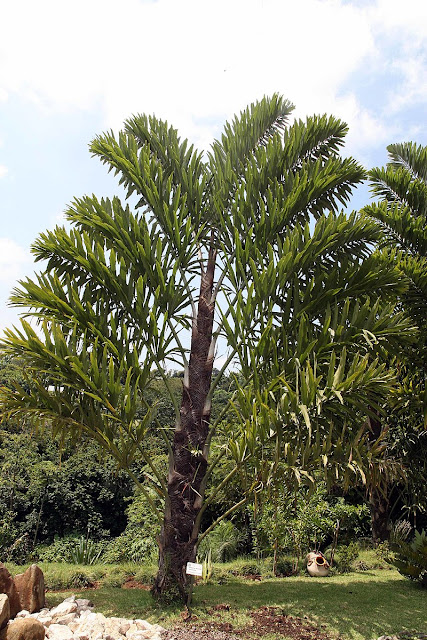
[122,578,151,590]
[161,605,341,640]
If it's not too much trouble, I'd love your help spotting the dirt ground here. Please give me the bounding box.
[161,605,340,640]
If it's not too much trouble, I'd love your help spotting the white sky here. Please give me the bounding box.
[0,0,427,337]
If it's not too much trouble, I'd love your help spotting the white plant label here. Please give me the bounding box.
[186,562,203,576]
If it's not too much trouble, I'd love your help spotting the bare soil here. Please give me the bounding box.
[161,605,341,640]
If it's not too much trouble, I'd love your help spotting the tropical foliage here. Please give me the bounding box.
[0,96,413,600]
[392,528,427,587]
[363,143,427,535]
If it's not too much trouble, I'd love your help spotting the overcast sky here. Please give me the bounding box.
[1,0,426,337]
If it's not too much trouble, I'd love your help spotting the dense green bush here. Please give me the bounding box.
[70,537,105,565]
[0,424,133,557]
[275,557,295,577]
[101,491,159,563]
[392,529,427,587]
[255,482,369,563]
[336,542,360,573]
[36,534,107,565]
[198,520,243,562]
[238,562,262,576]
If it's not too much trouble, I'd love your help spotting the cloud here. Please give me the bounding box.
[0,238,34,336]
[0,0,385,146]
[0,1,424,169]
[0,238,32,284]
[0,164,7,178]
[0,0,425,164]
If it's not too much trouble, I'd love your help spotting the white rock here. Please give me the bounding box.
[104,618,127,638]
[47,623,75,640]
[16,609,30,618]
[109,618,131,635]
[150,624,165,634]
[78,610,92,619]
[75,599,93,612]
[36,615,53,627]
[134,619,152,631]
[37,598,164,640]
[78,621,105,639]
[126,623,139,637]
[51,601,78,618]
[126,633,153,640]
[55,612,78,626]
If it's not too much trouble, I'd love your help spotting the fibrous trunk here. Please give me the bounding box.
[369,486,390,543]
[367,411,390,543]
[152,250,216,603]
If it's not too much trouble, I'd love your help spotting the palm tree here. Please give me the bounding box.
[0,96,411,601]
[364,142,427,541]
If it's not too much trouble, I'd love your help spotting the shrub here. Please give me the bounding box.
[197,520,243,562]
[374,541,392,564]
[336,542,359,573]
[102,530,157,563]
[238,562,261,576]
[275,557,294,577]
[36,535,83,562]
[70,537,104,565]
[70,572,95,588]
[36,535,106,565]
[392,529,427,587]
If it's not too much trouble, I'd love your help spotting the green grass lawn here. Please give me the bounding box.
[32,564,426,640]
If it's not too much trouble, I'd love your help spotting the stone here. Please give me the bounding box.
[50,602,77,620]
[75,599,93,612]
[111,618,131,636]
[15,612,29,619]
[134,620,152,631]
[104,618,129,638]
[0,565,20,619]
[0,595,10,630]
[126,623,139,637]
[127,632,152,640]
[45,624,74,639]
[34,616,52,628]
[1,618,45,640]
[14,565,45,614]
[150,625,165,634]
[54,613,77,626]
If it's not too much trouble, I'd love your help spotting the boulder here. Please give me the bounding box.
[14,565,45,614]
[0,618,45,640]
[0,566,20,618]
[0,595,10,630]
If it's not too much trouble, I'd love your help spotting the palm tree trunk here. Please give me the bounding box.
[367,411,390,543]
[152,247,216,602]
[369,486,390,544]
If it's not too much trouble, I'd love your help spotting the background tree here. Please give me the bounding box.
[362,142,427,540]
[0,96,412,602]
